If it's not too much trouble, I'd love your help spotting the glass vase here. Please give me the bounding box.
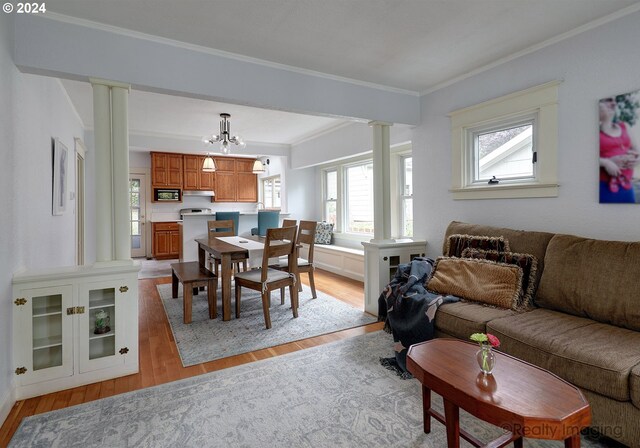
[476,345,496,374]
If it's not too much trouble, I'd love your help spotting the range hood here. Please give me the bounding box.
[182,190,215,197]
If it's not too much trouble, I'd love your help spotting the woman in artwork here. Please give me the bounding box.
[599,96,640,203]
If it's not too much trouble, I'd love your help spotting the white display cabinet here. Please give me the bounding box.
[362,239,427,315]
[12,264,139,399]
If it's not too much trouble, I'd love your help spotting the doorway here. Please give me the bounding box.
[129,173,147,258]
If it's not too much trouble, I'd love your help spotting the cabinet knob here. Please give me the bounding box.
[14,298,27,306]
[383,256,388,261]
[119,286,129,293]
[15,367,27,375]
[119,347,129,355]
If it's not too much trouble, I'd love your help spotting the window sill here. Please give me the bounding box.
[450,183,559,200]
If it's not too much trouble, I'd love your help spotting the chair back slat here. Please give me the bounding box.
[298,220,317,264]
[208,220,235,238]
[282,219,296,228]
[261,226,297,277]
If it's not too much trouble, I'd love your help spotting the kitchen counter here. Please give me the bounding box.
[148,218,183,223]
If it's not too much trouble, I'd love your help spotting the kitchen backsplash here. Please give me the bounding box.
[150,196,259,221]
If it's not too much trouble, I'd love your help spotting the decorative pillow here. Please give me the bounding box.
[426,257,523,310]
[444,234,510,258]
[461,248,538,309]
[314,222,334,245]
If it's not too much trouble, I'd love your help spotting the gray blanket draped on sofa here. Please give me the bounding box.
[378,257,458,377]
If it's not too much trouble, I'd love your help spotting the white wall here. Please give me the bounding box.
[414,10,640,258]
[0,12,16,424]
[13,75,85,269]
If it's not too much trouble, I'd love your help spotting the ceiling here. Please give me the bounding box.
[52,0,640,149]
[61,79,345,147]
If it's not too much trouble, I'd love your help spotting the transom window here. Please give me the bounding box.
[470,118,535,185]
[450,80,560,200]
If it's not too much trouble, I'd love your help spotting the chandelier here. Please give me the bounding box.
[203,113,246,155]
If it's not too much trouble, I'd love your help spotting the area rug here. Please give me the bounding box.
[157,283,376,366]
[9,331,618,447]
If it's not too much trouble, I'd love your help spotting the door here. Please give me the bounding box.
[129,174,147,257]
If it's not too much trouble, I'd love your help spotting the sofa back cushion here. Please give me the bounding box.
[536,234,640,331]
[443,221,555,287]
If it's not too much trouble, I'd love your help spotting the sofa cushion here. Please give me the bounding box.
[427,257,523,310]
[434,301,516,340]
[443,221,555,287]
[444,234,510,258]
[632,364,640,409]
[536,234,640,331]
[461,248,538,309]
[487,309,640,401]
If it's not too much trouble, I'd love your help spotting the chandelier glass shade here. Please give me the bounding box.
[203,113,246,154]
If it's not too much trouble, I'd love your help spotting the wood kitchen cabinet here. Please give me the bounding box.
[212,157,258,203]
[152,222,181,259]
[151,152,183,188]
[183,155,215,191]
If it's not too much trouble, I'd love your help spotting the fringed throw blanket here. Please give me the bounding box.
[378,257,459,378]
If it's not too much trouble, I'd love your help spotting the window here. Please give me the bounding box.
[450,81,560,199]
[400,156,413,237]
[323,170,337,226]
[345,162,374,235]
[261,175,281,208]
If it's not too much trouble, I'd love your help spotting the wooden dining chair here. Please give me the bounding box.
[282,218,297,228]
[273,220,317,301]
[207,220,247,277]
[234,226,298,329]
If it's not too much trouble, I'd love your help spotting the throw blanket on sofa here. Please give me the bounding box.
[378,257,459,378]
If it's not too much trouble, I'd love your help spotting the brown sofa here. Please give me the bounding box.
[434,221,640,447]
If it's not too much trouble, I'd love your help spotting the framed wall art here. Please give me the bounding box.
[52,137,68,215]
[599,89,640,203]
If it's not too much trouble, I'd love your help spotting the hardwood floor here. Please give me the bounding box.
[0,269,382,446]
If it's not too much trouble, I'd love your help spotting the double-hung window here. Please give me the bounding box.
[323,170,337,226]
[345,162,374,235]
[261,175,281,209]
[450,81,560,199]
[400,156,413,237]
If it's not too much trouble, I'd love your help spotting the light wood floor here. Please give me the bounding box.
[0,269,383,446]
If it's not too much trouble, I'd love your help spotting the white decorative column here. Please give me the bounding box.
[369,121,392,241]
[363,121,426,315]
[90,78,132,264]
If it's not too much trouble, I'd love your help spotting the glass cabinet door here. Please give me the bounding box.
[15,285,74,385]
[78,280,127,373]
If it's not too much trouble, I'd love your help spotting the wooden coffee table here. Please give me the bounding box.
[407,339,591,448]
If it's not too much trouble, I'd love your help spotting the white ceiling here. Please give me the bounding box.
[53,0,640,149]
[61,79,346,146]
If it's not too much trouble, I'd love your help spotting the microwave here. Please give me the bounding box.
[154,189,181,202]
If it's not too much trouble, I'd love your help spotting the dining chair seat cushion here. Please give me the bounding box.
[273,257,310,268]
[234,268,291,284]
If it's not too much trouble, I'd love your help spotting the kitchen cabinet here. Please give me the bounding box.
[151,152,183,188]
[183,155,215,191]
[153,222,181,259]
[212,157,258,203]
[12,266,139,399]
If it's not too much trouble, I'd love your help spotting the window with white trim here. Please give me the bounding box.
[450,81,560,200]
[400,156,413,237]
[345,162,374,235]
[261,175,281,208]
[323,169,337,226]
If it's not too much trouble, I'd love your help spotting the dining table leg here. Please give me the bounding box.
[221,253,232,321]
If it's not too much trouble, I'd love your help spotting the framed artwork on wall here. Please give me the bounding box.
[52,137,68,215]
[599,89,640,203]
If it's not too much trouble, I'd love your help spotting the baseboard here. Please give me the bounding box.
[0,380,16,429]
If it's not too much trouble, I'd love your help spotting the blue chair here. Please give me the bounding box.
[251,210,280,236]
[215,211,240,236]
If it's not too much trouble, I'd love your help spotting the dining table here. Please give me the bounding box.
[195,235,261,321]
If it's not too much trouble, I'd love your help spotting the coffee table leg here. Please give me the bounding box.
[422,385,431,434]
[514,437,523,448]
[171,271,178,298]
[564,435,580,448]
[443,398,460,448]
[183,284,192,324]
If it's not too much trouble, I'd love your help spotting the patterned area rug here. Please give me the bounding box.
[9,331,618,447]
[157,283,376,366]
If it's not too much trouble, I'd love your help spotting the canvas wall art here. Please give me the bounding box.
[599,89,640,203]
[52,138,68,215]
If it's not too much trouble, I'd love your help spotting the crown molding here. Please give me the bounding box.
[420,3,640,96]
[42,12,420,97]
[290,122,355,147]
